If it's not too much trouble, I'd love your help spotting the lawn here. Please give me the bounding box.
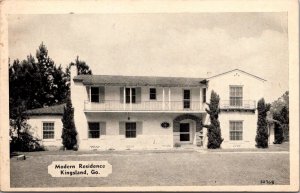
[10,149,289,187]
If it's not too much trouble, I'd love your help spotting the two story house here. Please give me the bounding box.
[26,67,266,150]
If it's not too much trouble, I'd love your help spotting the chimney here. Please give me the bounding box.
[206,71,212,78]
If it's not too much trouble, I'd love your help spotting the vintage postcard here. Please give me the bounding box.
[0,0,299,192]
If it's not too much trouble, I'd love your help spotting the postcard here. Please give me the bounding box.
[0,0,299,191]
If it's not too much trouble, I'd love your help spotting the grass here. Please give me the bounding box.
[10,150,289,187]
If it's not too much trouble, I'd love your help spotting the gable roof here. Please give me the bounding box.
[207,69,266,82]
[73,75,206,87]
[25,103,65,116]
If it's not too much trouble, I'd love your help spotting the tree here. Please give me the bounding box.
[203,90,223,149]
[9,42,68,152]
[255,98,269,148]
[270,91,289,143]
[70,56,92,75]
[61,98,77,150]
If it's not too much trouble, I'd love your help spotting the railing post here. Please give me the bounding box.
[162,87,165,110]
[130,87,132,111]
[123,86,126,111]
[199,87,202,110]
[168,87,171,110]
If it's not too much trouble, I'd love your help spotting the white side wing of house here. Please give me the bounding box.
[206,70,265,148]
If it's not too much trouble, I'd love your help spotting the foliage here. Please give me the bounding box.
[61,98,78,150]
[10,121,45,152]
[203,90,223,149]
[270,91,289,115]
[9,42,93,152]
[70,56,92,75]
[255,98,269,148]
[270,91,289,143]
[9,43,68,111]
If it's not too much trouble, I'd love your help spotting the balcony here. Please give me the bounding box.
[84,100,205,112]
[219,100,256,111]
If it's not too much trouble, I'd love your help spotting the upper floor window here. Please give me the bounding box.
[202,88,206,103]
[90,86,105,103]
[183,89,191,109]
[88,122,100,138]
[230,86,243,106]
[43,122,54,139]
[229,121,243,140]
[149,88,156,100]
[126,88,136,103]
[91,87,99,102]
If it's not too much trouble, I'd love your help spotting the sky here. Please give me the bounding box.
[8,13,288,102]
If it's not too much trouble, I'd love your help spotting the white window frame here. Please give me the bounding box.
[229,86,243,107]
[42,122,55,140]
[88,122,100,139]
[149,88,157,100]
[125,122,136,138]
[229,121,243,141]
[90,87,100,103]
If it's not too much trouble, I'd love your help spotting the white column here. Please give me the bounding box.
[123,86,126,110]
[89,86,91,102]
[162,87,165,110]
[199,87,202,110]
[168,87,171,110]
[130,87,132,111]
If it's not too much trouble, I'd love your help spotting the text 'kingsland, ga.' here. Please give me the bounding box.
[48,161,112,177]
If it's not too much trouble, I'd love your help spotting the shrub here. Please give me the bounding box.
[174,143,181,147]
[204,90,223,149]
[10,127,45,152]
[61,98,78,150]
[255,98,269,148]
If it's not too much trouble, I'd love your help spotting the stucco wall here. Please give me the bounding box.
[27,115,63,150]
[204,70,265,148]
[219,112,257,148]
[207,70,265,103]
[78,113,177,150]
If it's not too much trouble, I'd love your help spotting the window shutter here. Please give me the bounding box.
[137,121,143,135]
[119,121,125,135]
[99,86,105,103]
[136,87,141,103]
[100,122,106,136]
[120,87,124,103]
[86,86,90,101]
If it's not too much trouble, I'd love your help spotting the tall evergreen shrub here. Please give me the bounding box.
[255,98,269,148]
[204,90,223,149]
[61,98,77,150]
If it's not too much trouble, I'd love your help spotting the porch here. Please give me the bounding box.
[84,100,205,112]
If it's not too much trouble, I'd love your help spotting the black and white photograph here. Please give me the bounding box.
[0,0,299,192]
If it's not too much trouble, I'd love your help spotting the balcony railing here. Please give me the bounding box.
[84,100,204,112]
[219,100,256,110]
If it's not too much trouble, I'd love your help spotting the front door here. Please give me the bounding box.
[180,123,190,142]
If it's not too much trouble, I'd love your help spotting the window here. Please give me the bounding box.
[230,86,243,106]
[88,122,100,138]
[149,88,156,100]
[202,88,206,103]
[91,87,99,102]
[126,88,136,103]
[230,121,243,140]
[125,122,136,138]
[183,90,191,109]
[43,122,54,139]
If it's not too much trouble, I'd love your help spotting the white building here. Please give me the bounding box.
[27,67,266,150]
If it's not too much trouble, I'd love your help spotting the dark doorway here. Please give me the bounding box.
[180,123,190,141]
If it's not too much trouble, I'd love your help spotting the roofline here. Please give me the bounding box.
[207,69,267,82]
[26,113,63,116]
[74,74,206,80]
